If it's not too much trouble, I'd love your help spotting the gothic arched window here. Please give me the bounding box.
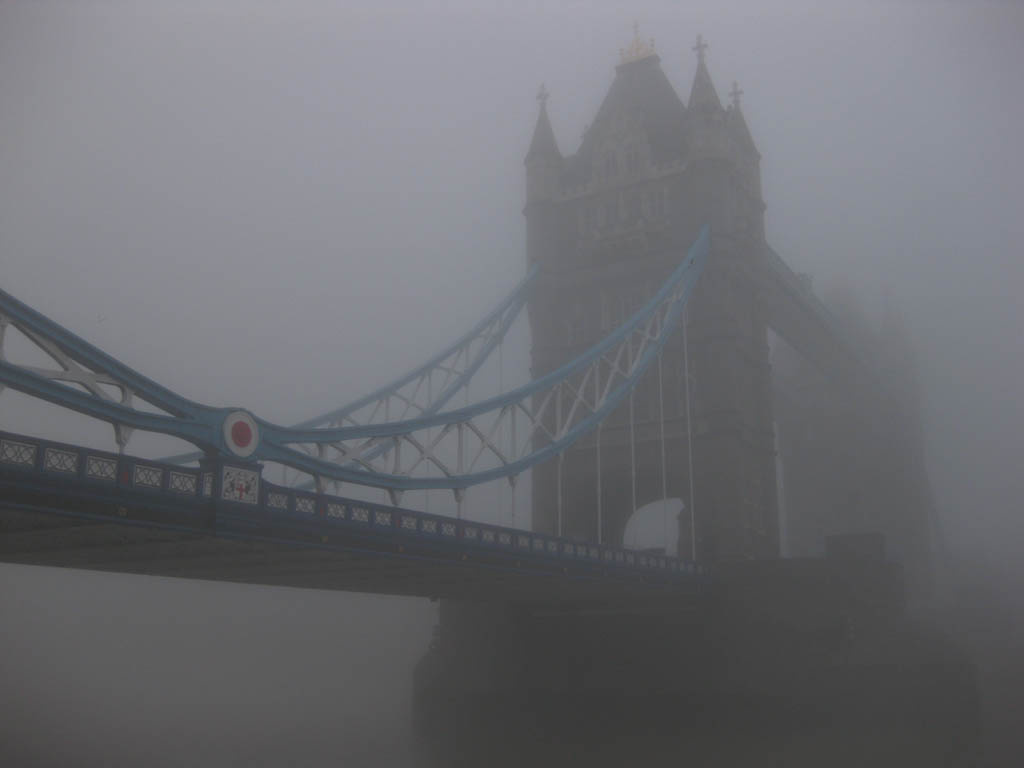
[565,302,586,347]
[624,145,640,176]
[604,150,618,179]
[616,297,629,327]
[625,191,640,223]
[650,185,664,219]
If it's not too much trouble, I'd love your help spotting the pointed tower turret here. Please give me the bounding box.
[726,81,758,156]
[525,85,563,204]
[726,81,764,209]
[688,35,723,112]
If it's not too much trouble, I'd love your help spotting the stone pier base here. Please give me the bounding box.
[414,559,979,767]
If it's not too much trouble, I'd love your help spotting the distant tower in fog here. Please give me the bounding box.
[524,29,777,562]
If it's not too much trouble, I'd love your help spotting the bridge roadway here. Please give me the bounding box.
[0,430,706,612]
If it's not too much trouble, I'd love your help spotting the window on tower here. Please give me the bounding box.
[565,302,586,346]
[606,200,617,229]
[625,145,640,175]
[651,185,664,219]
[604,150,618,179]
[626,191,640,222]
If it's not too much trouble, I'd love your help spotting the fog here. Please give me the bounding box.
[1,1,1022,765]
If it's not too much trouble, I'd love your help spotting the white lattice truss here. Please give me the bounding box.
[0,228,708,499]
[272,239,705,501]
[156,267,533,470]
[288,309,512,480]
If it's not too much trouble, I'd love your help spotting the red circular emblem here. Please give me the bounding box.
[231,420,253,448]
[223,411,259,458]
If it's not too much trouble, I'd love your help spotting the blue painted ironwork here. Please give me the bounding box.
[0,226,708,493]
[254,226,710,490]
[0,345,225,449]
[293,266,538,430]
[161,264,539,467]
[0,429,708,581]
[0,288,209,419]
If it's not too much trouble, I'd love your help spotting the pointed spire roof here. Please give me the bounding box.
[688,34,723,112]
[560,49,687,186]
[525,84,561,163]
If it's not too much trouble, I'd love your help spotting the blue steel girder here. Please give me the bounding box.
[0,226,709,494]
[160,264,538,468]
[240,225,709,492]
[0,286,228,453]
[0,264,535,461]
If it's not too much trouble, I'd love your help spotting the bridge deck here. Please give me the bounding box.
[0,431,706,611]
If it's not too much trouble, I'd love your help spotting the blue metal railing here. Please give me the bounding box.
[0,429,708,581]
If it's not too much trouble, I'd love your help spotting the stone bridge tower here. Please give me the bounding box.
[414,34,964,767]
[525,31,778,562]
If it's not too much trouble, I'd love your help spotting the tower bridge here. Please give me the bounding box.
[0,28,975,767]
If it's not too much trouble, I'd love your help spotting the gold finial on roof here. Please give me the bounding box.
[619,21,656,65]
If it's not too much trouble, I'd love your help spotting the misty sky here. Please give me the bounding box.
[2,1,1022,764]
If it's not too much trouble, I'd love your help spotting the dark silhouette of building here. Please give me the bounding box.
[414,30,976,767]
[525,30,934,591]
[526,32,776,563]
